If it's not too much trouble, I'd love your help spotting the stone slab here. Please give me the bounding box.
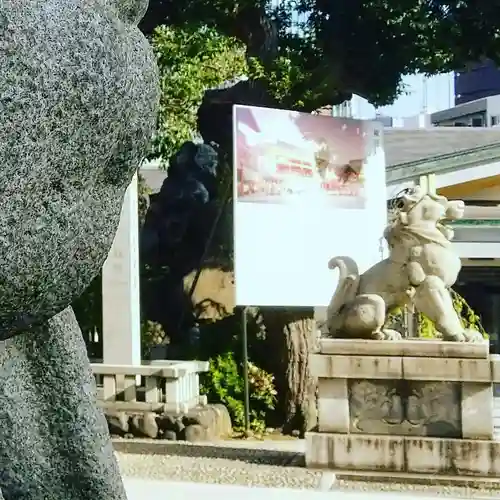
[402,357,491,382]
[461,383,494,440]
[310,354,402,379]
[319,339,489,359]
[311,353,495,382]
[318,379,349,433]
[405,436,500,476]
[306,432,500,476]
[306,432,405,472]
[91,360,208,378]
[490,355,500,383]
[102,174,141,367]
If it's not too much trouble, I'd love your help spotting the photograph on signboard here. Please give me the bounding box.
[234,105,370,209]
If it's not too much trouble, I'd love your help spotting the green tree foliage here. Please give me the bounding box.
[141,0,500,110]
[140,0,274,59]
[150,26,248,161]
[299,0,500,106]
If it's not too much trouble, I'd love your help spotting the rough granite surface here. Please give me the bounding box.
[0,0,159,499]
[0,0,158,339]
[0,308,126,499]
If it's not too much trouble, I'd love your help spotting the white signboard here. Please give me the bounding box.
[233,105,387,307]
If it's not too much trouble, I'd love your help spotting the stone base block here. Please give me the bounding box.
[105,404,232,441]
[306,432,500,476]
[318,338,489,359]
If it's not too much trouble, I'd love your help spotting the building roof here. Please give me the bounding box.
[430,97,489,123]
[384,128,500,167]
[430,94,500,124]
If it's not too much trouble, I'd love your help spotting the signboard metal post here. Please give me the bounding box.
[241,306,250,433]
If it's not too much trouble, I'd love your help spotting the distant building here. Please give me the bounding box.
[374,114,393,127]
[390,114,431,129]
[330,100,352,118]
[431,95,500,128]
[455,61,500,105]
[331,94,377,120]
[323,103,433,130]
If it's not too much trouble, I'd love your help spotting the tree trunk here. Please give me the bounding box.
[260,308,318,436]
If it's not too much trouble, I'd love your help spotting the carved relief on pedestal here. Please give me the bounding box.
[348,379,461,437]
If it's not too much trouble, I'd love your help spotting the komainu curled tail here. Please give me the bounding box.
[325,256,396,340]
[326,256,360,318]
[326,256,360,337]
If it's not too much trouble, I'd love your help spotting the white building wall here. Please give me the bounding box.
[350,94,377,120]
[391,113,432,128]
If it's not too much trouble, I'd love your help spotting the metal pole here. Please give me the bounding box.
[242,306,250,433]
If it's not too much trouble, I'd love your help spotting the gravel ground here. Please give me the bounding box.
[115,441,500,498]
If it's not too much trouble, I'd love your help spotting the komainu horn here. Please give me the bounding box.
[325,186,483,342]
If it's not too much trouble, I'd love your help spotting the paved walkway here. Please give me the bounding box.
[116,439,500,498]
[122,478,485,500]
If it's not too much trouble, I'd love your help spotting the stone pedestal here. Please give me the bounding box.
[306,338,500,477]
[102,173,141,378]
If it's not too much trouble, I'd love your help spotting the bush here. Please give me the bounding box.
[200,351,276,433]
[418,289,487,339]
[141,320,168,359]
[388,290,487,339]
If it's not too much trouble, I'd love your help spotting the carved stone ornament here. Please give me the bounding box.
[325,185,483,342]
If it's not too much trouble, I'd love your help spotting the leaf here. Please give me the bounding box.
[150,26,248,163]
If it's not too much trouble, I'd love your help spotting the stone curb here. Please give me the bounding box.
[331,470,500,490]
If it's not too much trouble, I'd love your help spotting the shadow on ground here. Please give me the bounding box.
[113,440,305,467]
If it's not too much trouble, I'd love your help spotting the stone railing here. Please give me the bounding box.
[306,338,500,477]
[91,360,209,414]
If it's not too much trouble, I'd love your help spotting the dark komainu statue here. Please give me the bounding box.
[140,141,219,351]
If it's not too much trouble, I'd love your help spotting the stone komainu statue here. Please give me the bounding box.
[325,186,483,343]
[0,1,159,499]
[140,141,220,347]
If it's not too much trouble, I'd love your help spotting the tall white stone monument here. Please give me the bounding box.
[102,173,141,368]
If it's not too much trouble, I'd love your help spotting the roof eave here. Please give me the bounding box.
[387,142,500,184]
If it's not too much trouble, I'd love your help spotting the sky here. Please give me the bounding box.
[351,72,455,119]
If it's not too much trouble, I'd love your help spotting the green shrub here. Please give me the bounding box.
[389,290,487,339]
[200,351,276,433]
[451,289,487,337]
[418,289,487,339]
[141,320,167,359]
